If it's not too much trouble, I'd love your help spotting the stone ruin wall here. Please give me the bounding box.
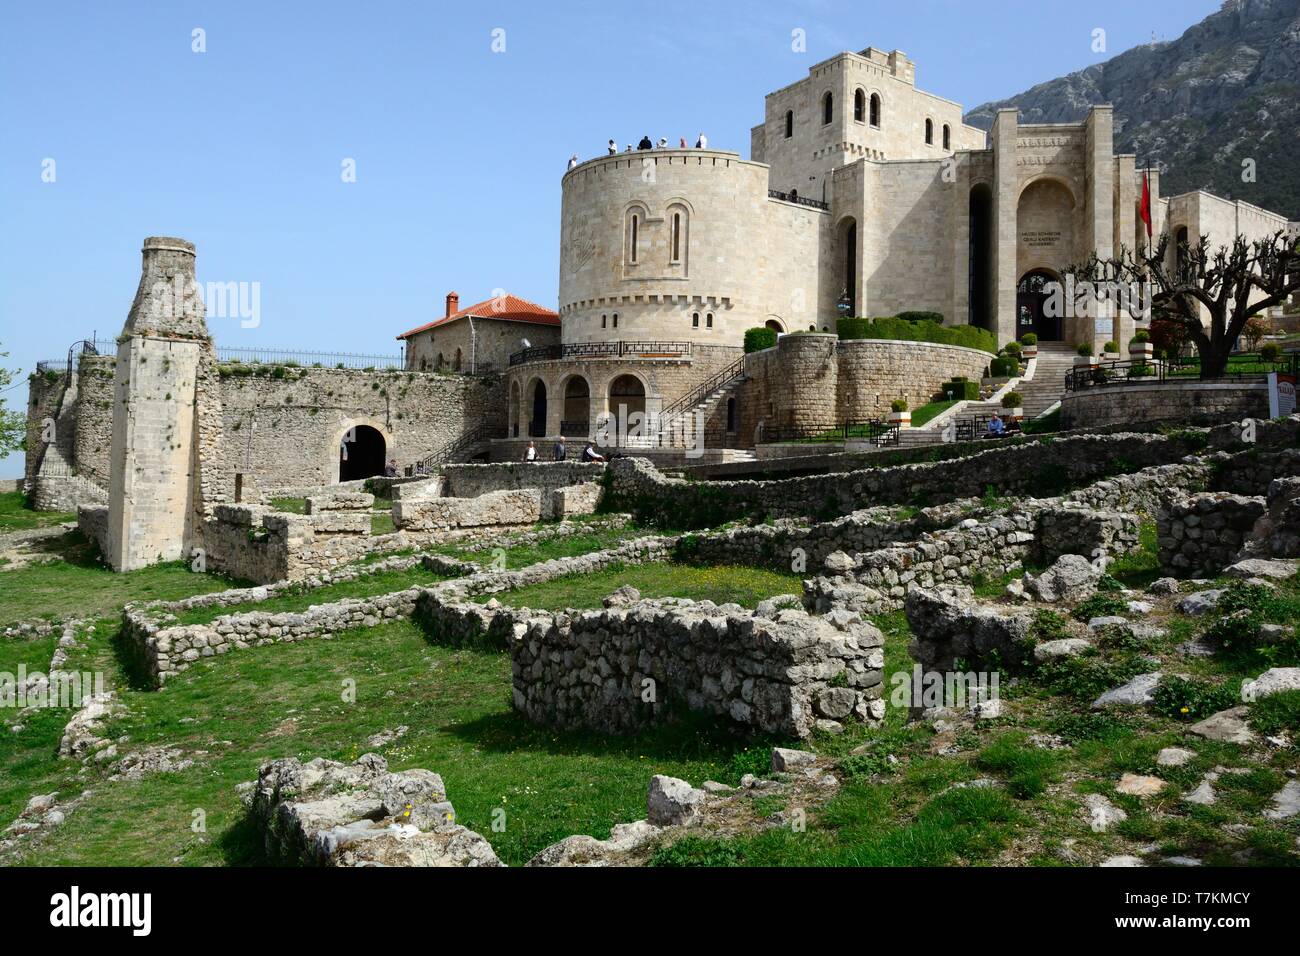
[1060,381,1270,431]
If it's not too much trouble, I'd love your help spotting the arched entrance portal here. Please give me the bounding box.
[764,318,785,334]
[608,375,646,445]
[528,380,548,438]
[838,218,858,316]
[339,425,386,482]
[1017,270,1063,342]
[562,376,591,437]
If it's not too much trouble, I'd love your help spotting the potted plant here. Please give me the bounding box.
[1102,340,1120,361]
[1020,332,1038,359]
[1074,343,1096,368]
[1001,390,1023,420]
[888,398,910,428]
[1128,329,1153,362]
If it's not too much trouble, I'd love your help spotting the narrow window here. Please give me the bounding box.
[601,314,607,329]
[612,313,618,328]
[943,124,951,150]
[822,91,833,125]
[692,312,700,328]
[630,213,639,263]
[671,213,681,262]
[869,93,881,128]
[853,89,865,122]
[784,110,793,138]
[706,312,713,329]
[925,119,934,145]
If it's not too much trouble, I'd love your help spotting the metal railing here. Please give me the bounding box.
[768,189,829,211]
[216,346,404,369]
[758,419,900,446]
[36,339,103,375]
[1063,352,1298,392]
[408,423,495,475]
[954,415,1023,443]
[508,340,693,367]
[659,355,746,421]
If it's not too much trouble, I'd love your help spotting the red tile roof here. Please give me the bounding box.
[396,294,560,339]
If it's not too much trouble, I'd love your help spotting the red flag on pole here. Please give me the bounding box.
[1139,168,1153,240]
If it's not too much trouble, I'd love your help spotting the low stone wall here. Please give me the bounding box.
[77,505,109,555]
[1036,505,1141,565]
[27,474,107,512]
[607,429,1215,528]
[510,600,886,739]
[1157,492,1268,577]
[394,488,542,531]
[1211,447,1300,498]
[1060,381,1269,430]
[439,462,605,499]
[1062,462,1211,516]
[674,501,976,573]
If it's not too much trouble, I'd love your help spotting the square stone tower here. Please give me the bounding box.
[105,237,210,571]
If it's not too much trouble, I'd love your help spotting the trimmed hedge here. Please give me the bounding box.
[989,356,1019,377]
[836,316,997,354]
[743,327,778,353]
[941,378,980,401]
[896,311,944,324]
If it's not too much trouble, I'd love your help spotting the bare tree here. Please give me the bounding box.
[1068,230,1299,379]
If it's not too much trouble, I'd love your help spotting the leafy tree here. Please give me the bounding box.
[1066,231,1299,379]
[0,343,25,456]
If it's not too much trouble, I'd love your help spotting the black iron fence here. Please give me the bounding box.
[216,346,404,369]
[1064,352,1298,392]
[954,415,1023,443]
[768,189,830,211]
[758,419,900,446]
[509,340,693,367]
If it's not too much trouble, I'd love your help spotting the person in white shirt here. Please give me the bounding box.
[567,154,578,170]
[525,441,537,461]
[656,137,668,148]
[695,132,708,148]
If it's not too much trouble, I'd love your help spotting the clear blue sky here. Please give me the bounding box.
[0,0,1220,477]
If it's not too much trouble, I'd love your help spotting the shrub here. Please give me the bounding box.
[890,398,908,413]
[743,327,777,353]
[1130,330,1151,344]
[1076,343,1094,357]
[942,378,979,401]
[1071,594,1125,623]
[989,355,1018,377]
[1151,675,1238,721]
[1002,341,1022,356]
[896,310,944,324]
[1019,332,1038,346]
[1103,341,1119,354]
[836,316,997,353]
[1001,391,1023,409]
[1260,342,1283,362]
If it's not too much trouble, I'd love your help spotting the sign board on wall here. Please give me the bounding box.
[1269,372,1297,418]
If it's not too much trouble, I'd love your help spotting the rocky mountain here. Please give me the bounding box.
[966,0,1300,219]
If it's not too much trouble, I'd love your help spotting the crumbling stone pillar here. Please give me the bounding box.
[105,237,210,571]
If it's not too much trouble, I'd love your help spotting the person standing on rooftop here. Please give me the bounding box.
[695,132,707,148]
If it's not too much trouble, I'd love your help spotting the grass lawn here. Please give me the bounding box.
[911,400,958,428]
[432,523,648,569]
[476,561,802,611]
[0,491,75,533]
[0,533,243,629]
[1,619,784,867]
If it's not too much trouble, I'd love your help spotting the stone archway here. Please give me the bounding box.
[339,424,386,482]
[528,378,548,438]
[608,374,646,445]
[561,375,591,437]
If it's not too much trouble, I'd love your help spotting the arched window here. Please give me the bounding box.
[784,110,793,138]
[691,311,700,328]
[601,314,607,329]
[925,119,934,146]
[942,124,951,150]
[612,313,619,328]
[629,213,639,263]
[706,312,714,329]
[671,212,682,263]
[436,352,445,370]
[869,93,881,128]
[853,89,865,122]
[822,91,833,125]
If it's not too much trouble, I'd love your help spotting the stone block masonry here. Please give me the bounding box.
[1157,492,1269,577]
[510,600,886,739]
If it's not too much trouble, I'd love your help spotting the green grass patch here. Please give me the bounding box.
[0,491,75,532]
[911,400,958,428]
[475,562,802,611]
